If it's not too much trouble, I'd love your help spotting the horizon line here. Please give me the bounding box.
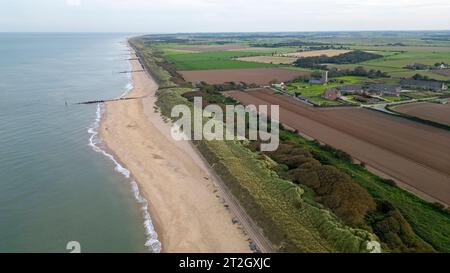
[1,29,450,35]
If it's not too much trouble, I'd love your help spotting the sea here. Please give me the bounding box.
[0,33,160,253]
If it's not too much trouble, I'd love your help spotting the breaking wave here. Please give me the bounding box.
[88,102,161,253]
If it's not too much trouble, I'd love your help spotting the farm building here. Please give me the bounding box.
[323,88,342,101]
[272,82,286,90]
[331,84,400,96]
[400,79,448,92]
[364,84,402,96]
[405,63,430,70]
[335,84,364,94]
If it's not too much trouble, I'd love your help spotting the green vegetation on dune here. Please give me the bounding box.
[280,130,450,252]
[198,139,375,252]
[155,87,377,253]
[130,38,177,88]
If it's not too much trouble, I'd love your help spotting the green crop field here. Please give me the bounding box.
[328,46,450,81]
[162,50,280,70]
[154,41,306,71]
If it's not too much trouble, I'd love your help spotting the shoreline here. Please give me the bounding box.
[98,44,251,253]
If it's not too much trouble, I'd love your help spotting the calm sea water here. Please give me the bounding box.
[0,33,153,253]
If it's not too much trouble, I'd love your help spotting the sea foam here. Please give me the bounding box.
[87,76,162,253]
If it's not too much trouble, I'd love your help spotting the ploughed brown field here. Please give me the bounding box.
[176,44,249,52]
[225,88,450,205]
[393,102,450,126]
[180,68,311,85]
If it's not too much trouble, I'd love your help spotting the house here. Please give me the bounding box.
[400,79,448,92]
[406,63,430,70]
[435,63,449,70]
[323,88,342,101]
[272,82,286,90]
[364,84,402,96]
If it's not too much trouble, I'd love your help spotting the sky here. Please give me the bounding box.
[0,0,449,33]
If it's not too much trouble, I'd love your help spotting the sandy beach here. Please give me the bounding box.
[99,49,251,253]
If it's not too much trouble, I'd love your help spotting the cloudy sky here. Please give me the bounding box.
[0,0,449,33]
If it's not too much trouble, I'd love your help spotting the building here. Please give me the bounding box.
[322,71,329,84]
[335,84,364,94]
[364,84,402,96]
[406,63,430,70]
[400,79,448,92]
[272,82,286,90]
[323,88,342,101]
[309,70,329,85]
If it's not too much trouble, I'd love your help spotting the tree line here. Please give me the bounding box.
[294,50,383,69]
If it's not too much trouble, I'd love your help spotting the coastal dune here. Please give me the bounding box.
[100,53,251,252]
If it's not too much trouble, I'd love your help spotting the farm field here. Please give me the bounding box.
[328,46,450,81]
[179,68,311,85]
[392,102,450,126]
[176,44,250,52]
[237,56,298,64]
[225,88,450,206]
[159,45,302,70]
[163,50,279,70]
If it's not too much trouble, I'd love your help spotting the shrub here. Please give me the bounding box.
[368,200,434,252]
